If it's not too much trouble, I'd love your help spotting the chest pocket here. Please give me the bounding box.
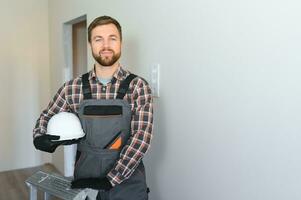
[82,105,123,148]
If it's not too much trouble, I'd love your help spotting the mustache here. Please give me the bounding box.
[100,49,114,53]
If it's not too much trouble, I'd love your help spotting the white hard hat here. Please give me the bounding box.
[47,112,85,141]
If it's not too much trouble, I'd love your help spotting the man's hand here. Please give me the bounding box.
[33,134,80,153]
[71,177,113,191]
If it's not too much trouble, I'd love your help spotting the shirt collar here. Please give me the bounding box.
[89,65,129,82]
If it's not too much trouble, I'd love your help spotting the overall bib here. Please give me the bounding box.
[74,73,148,200]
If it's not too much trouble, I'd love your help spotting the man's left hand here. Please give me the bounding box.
[71,177,113,191]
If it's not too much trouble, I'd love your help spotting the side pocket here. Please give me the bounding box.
[104,131,122,149]
[74,150,120,180]
[74,152,102,179]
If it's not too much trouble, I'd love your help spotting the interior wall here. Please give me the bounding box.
[0,0,51,171]
[48,0,301,199]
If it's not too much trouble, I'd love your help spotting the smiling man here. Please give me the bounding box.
[33,16,153,200]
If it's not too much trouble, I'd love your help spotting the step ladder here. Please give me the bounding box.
[25,171,97,200]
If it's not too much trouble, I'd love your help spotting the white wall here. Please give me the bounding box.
[48,0,301,199]
[0,0,51,171]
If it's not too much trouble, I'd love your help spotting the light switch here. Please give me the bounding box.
[151,64,160,97]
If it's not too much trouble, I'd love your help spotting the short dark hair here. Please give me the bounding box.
[88,16,122,43]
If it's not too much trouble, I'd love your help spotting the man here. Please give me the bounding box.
[33,16,153,200]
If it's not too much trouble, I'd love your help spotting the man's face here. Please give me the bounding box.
[90,24,122,66]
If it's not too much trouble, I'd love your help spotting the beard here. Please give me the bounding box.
[93,49,121,66]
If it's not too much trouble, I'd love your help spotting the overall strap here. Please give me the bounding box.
[81,72,92,100]
[116,74,137,99]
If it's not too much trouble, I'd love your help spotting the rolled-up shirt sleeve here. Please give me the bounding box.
[33,83,69,138]
[107,78,154,186]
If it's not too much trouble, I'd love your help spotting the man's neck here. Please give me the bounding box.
[94,62,120,79]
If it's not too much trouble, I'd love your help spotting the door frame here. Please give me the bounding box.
[63,14,87,81]
[62,14,87,177]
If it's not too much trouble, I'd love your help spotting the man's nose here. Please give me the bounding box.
[103,39,110,48]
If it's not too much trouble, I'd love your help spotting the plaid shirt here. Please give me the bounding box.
[33,66,153,186]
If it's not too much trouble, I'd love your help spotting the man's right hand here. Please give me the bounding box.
[33,134,65,153]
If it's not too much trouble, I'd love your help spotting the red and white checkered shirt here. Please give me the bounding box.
[33,66,153,186]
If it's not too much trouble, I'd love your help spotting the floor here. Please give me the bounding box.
[0,163,61,200]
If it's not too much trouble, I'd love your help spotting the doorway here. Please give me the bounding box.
[72,20,87,77]
[62,15,88,81]
[60,15,87,177]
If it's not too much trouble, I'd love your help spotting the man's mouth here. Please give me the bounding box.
[100,50,113,56]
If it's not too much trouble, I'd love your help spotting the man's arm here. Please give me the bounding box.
[33,83,69,138]
[107,78,153,186]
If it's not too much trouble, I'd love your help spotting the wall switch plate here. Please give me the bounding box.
[151,64,160,97]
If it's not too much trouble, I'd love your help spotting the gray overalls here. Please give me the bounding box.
[74,73,149,200]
